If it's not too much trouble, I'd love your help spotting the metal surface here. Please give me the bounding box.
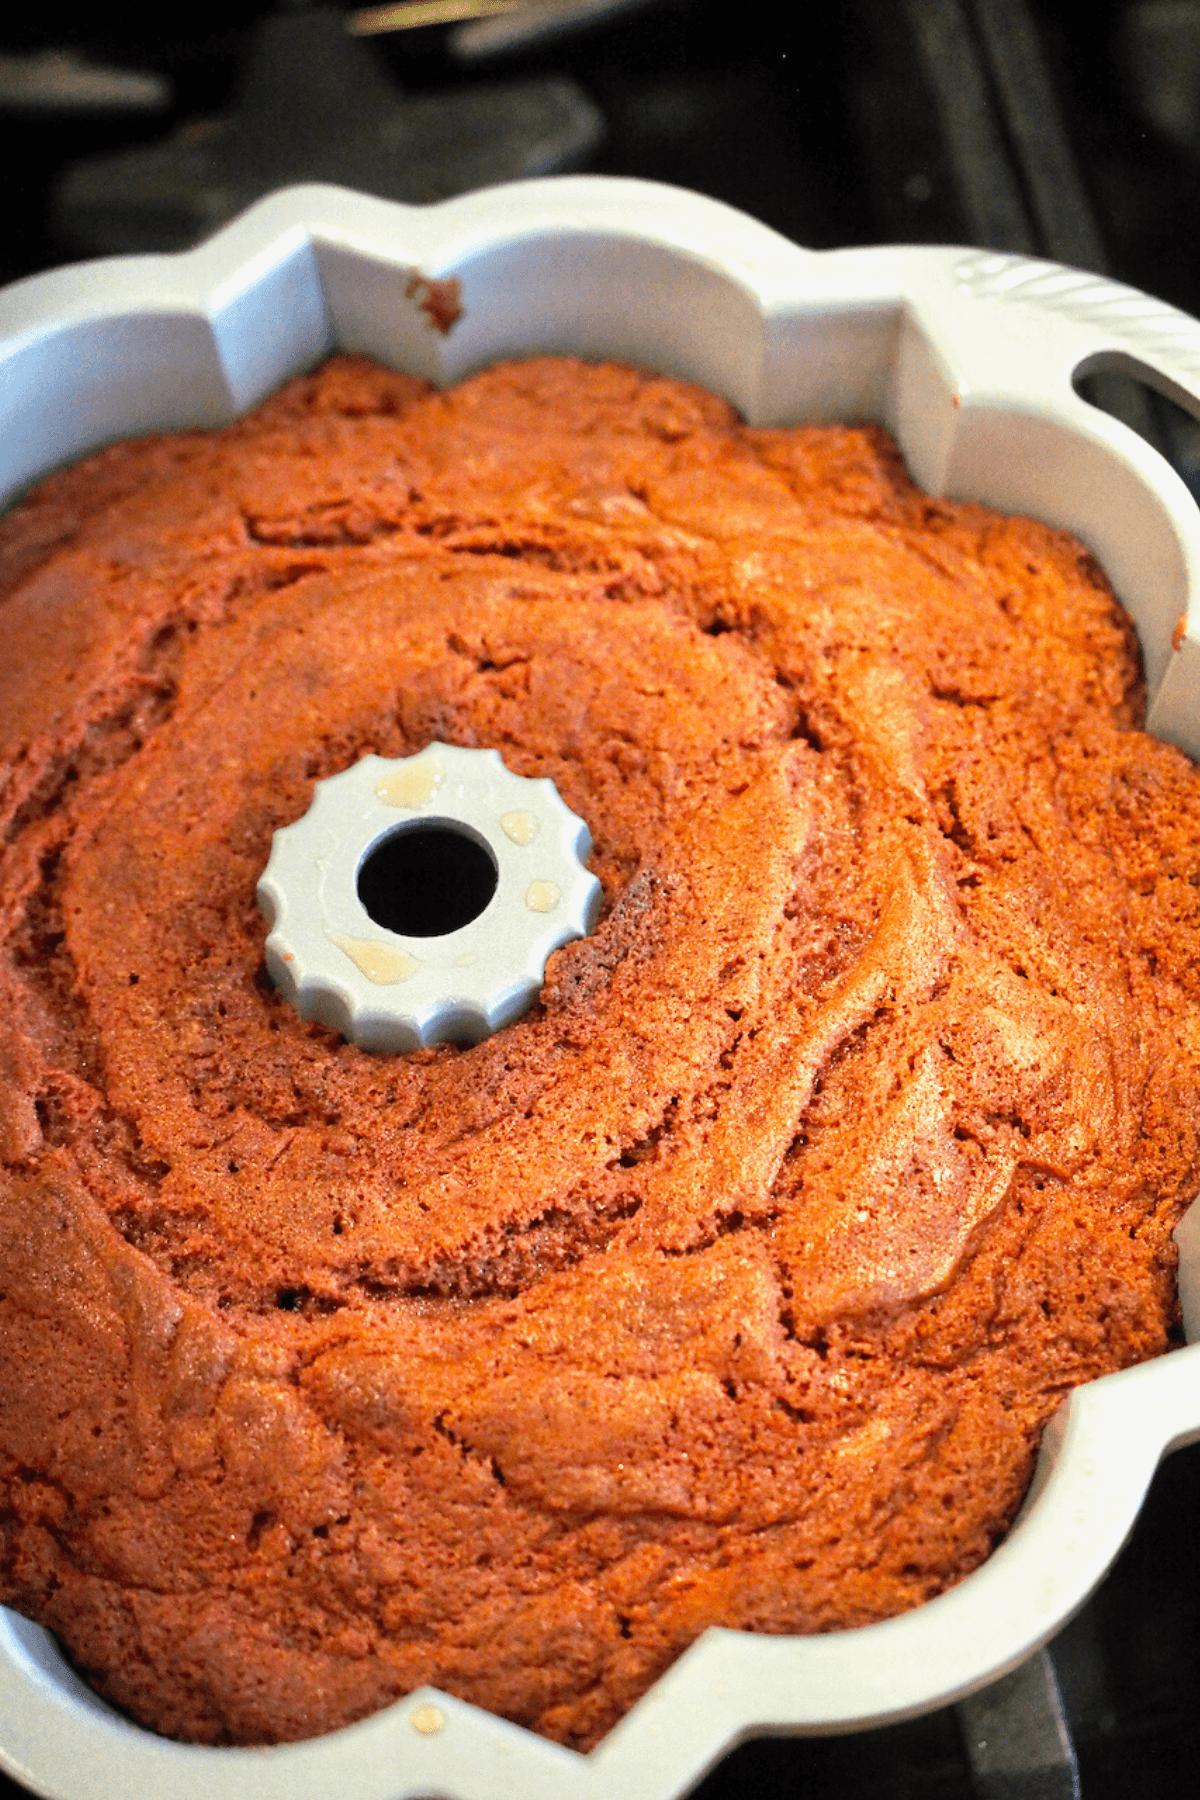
[958,1649,1081,1800]
[903,0,1036,253]
[51,7,602,257]
[349,0,524,32]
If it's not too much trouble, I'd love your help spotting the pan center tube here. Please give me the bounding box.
[257,742,602,1052]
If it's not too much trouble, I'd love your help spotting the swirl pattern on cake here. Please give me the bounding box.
[1,355,1198,1748]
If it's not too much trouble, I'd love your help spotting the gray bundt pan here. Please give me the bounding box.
[2,176,1200,1800]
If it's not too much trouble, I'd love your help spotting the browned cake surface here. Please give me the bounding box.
[1,355,1199,1748]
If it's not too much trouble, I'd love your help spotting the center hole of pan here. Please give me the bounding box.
[358,823,498,938]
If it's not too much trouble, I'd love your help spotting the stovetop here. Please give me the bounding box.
[2,4,1199,1796]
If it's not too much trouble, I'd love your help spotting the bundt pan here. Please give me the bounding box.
[2,176,1200,1800]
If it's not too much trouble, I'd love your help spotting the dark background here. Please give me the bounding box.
[6,0,1200,308]
[1,3,1199,1795]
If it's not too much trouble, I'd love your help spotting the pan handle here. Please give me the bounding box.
[845,244,1200,747]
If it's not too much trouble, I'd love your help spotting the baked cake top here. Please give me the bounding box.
[1,355,1198,1748]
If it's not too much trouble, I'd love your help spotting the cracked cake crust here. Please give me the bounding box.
[1,354,1199,1748]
